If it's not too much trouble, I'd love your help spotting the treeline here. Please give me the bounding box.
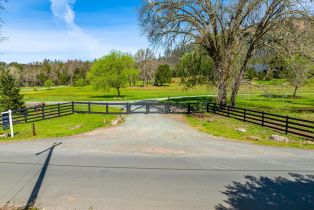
[0,60,91,87]
[0,48,181,88]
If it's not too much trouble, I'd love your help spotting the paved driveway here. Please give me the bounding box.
[0,114,313,210]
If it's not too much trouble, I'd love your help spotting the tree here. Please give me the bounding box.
[154,64,172,86]
[265,18,314,97]
[139,0,311,105]
[44,79,54,89]
[286,55,313,97]
[0,71,24,111]
[88,51,136,97]
[125,68,139,86]
[135,48,157,86]
[177,48,214,88]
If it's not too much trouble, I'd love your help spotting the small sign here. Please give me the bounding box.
[2,113,10,130]
[1,110,14,138]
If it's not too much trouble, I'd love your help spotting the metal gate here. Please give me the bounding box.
[128,103,169,114]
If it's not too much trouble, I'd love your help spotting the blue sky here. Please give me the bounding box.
[0,0,150,63]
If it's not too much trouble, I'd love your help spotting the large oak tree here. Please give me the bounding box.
[139,0,312,105]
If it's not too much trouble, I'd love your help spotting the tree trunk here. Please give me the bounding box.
[214,60,228,106]
[293,85,298,98]
[231,44,255,107]
[217,80,227,106]
[231,70,244,107]
[117,88,121,97]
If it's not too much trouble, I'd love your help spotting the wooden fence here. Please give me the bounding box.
[0,101,313,139]
[206,103,314,139]
[0,102,73,126]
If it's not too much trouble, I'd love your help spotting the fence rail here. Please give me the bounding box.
[0,102,73,126]
[0,101,313,140]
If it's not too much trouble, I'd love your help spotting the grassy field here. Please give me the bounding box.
[186,113,314,149]
[0,113,118,141]
[18,78,314,120]
[21,78,314,101]
[166,93,314,120]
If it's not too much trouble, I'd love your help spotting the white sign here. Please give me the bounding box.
[1,110,14,138]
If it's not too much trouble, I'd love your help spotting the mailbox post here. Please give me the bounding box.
[1,110,14,138]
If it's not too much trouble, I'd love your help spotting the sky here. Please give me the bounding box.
[0,0,150,63]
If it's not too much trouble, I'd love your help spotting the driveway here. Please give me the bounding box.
[0,114,313,210]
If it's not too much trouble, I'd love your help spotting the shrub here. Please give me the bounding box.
[44,79,54,89]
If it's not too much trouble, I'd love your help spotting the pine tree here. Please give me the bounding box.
[0,71,25,111]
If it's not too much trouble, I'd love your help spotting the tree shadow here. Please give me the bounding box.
[216,173,314,210]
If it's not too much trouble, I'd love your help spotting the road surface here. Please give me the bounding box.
[0,114,313,210]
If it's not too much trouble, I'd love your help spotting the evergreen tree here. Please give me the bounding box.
[154,64,172,86]
[0,71,25,111]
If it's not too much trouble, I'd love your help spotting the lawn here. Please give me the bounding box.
[186,113,314,149]
[21,78,314,102]
[0,113,119,141]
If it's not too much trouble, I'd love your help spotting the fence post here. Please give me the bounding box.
[213,103,216,114]
[206,102,209,113]
[243,109,247,122]
[71,101,74,113]
[166,102,170,113]
[262,112,265,127]
[227,106,230,117]
[58,103,60,116]
[88,102,91,113]
[23,109,28,123]
[106,103,109,114]
[285,116,289,134]
[42,105,45,120]
[24,114,27,123]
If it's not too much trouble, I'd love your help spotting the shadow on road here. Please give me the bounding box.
[216,173,314,210]
[24,142,62,210]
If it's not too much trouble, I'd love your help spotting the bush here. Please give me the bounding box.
[75,79,86,87]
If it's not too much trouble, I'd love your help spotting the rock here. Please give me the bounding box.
[0,133,8,138]
[70,125,81,130]
[301,141,314,145]
[269,135,289,143]
[111,118,122,126]
[192,113,206,118]
[236,128,247,133]
[208,118,214,123]
[247,136,261,141]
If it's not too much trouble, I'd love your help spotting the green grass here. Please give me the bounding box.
[0,113,118,141]
[186,113,314,149]
[21,78,314,102]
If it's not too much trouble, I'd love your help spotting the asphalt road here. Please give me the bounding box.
[0,114,313,210]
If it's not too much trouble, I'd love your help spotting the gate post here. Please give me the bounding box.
[188,103,191,114]
[126,103,130,114]
[146,104,149,114]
